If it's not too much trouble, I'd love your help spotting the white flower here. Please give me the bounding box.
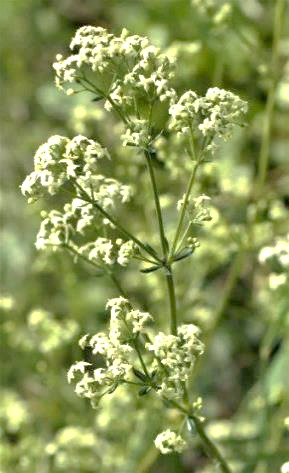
[146,325,203,398]
[126,309,153,333]
[67,361,91,383]
[154,429,187,454]
[281,462,289,473]
[169,87,247,146]
[117,240,138,266]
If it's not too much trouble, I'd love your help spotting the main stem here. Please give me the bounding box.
[144,150,178,335]
[144,150,168,257]
[169,157,201,260]
[189,414,233,473]
[170,400,233,473]
[165,268,177,335]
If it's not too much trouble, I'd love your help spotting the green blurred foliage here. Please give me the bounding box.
[1,1,289,472]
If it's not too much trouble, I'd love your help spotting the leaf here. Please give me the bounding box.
[143,242,159,258]
[133,368,147,382]
[150,369,158,380]
[186,417,196,433]
[92,96,103,102]
[164,237,170,254]
[173,247,194,262]
[138,387,151,396]
[140,264,162,273]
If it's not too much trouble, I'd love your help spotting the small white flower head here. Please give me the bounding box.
[88,238,117,266]
[21,135,109,201]
[53,26,176,119]
[126,309,153,334]
[169,87,247,150]
[117,240,138,266]
[78,334,90,350]
[35,209,73,251]
[146,324,203,398]
[68,323,136,405]
[106,297,153,341]
[120,119,151,149]
[154,429,187,454]
[67,361,91,383]
[21,136,69,199]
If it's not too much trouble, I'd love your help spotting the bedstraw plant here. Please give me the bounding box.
[22,25,254,473]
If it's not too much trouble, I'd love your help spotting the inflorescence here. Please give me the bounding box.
[21,25,248,457]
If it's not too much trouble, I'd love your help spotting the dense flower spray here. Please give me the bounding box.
[22,25,247,466]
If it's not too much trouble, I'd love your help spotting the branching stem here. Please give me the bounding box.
[169,156,201,260]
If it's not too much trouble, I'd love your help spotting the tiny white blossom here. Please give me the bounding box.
[154,429,187,454]
[67,361,91,383]
[126,309,153,333]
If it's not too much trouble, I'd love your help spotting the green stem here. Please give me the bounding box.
[64,244,127,297]
[256,0,285,196]
[80,75,129,125]
[107,270,127,298]
[64,244,103,272]
[144,150,168,258]
[188,414,233,473]
[169,157,201,260]
[168,400,232,473]
[166,266,178,335]
[144,150,178,335]
[134,336,150,378]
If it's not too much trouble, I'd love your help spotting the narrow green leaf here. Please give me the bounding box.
[143,242,159,258]
[173,247,194,262]
[140,264,161,273]
[92,96,103,102]
[138,387,151,396]
[133,368,147,382]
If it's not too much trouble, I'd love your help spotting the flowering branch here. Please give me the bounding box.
[22,25,248,472]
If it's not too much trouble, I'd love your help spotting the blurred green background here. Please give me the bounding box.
[1,1,289,472]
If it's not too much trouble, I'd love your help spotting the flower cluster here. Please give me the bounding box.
[35,209,137,268]
[68,297,203,408]
[53,26,177,150]
[21,135,109,201]
[120,118,152,148]
[22,135,135,268]
[106,296,153,341]
[154,429,187,454]
[169,88,247,152]
[53,26,176,105]
[68,297,153,406]
[80,238,138,267]
[146,324,204,399]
